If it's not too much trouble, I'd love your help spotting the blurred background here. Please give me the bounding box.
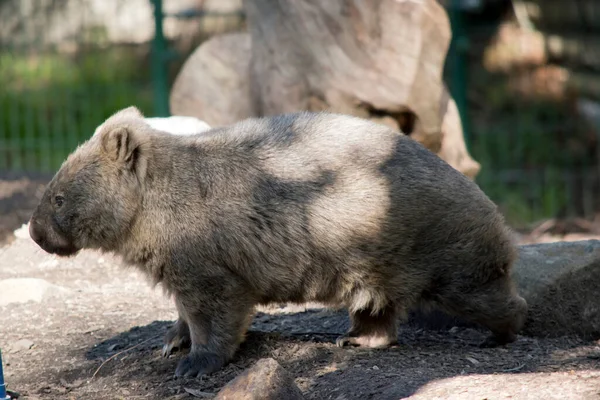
[1,0,600,238]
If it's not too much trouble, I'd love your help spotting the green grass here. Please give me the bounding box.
[467,73,590,227]
[0,47,154,172]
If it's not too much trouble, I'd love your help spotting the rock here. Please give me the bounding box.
[10,338,34,353]
[94,116,212,137]
[144,116,212,136]
[170,32,254,127]
[409,240,600,339]
[515,240,600,338]
[0,278,69,306]
[215,358,304,400]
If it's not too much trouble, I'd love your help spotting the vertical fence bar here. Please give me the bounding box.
[0,73,8,171]
[151,0,170,117]
[52,86,65,171]
[38,85,52,173]
[58,87,70,171]
[0,349,9,400]
[23,7,38,172]
[65,90,79,159]
[8,54,23,171]
[24,82,36,171]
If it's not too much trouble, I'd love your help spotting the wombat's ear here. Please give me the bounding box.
[101,127,141,170]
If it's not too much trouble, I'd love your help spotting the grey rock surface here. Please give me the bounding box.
[411,240,600,338]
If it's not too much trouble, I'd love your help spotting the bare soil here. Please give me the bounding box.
[1,174,600,400]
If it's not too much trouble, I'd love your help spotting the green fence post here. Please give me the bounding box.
[151,0,170,117]
[0,349,9,400]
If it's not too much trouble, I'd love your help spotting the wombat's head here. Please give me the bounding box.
[29,106,151,256]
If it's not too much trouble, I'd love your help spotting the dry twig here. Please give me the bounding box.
[92,335,159,379]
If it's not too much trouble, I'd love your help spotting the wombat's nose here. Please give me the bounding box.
[29,218,44,245]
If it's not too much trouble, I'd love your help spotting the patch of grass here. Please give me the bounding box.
[467,73,590,226]
[0,46,154,172]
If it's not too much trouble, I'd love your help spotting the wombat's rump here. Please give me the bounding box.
[29,107,527,377]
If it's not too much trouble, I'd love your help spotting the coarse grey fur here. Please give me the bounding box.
[29,107,528,377]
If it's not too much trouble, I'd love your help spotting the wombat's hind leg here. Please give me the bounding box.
[336,304,398,349]
[162,317,191,357]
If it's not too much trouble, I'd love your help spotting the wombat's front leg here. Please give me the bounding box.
[162,317,191,357]
[173,291,255,378]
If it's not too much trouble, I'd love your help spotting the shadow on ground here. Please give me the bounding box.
[36,309,597,400]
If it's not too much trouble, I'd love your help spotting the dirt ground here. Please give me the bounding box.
[1,174,600,400]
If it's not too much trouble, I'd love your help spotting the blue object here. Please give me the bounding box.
[0,349,9,400]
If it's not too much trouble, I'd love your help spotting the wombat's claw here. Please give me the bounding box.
[336,334,396,348]
[174,351,225,378]
[336,336,359,348]
[162,343,177,358]
[162,324,191,358]
[162,337,190,358]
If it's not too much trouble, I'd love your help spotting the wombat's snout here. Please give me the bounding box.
[28,218,43,245]
[28,216,78,257]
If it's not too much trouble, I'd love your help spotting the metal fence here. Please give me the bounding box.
[0,1,158,172]
[0,0,243,173]
[447,0,600,226]
[1,0,600,227]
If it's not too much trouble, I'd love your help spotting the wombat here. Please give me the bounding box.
[29,106,527,377]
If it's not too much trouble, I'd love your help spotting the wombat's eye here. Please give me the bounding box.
[55,195,65,208]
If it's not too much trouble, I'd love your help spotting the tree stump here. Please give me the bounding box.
[170,0,480,178]
[170,32,254,127]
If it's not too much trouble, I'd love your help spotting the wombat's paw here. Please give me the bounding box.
[336,335,395,349]
[174,351,225,378]
[162,326,191,358]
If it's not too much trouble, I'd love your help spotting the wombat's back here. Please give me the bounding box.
[162,112,516,306]
[238,112,514,269]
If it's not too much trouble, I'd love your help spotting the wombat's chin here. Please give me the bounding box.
[55,248,80,257]
[41,244,80,257]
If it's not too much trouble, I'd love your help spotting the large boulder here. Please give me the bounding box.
[515,240,600,338]
[170,32,254,127]
[411,240,600,339]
